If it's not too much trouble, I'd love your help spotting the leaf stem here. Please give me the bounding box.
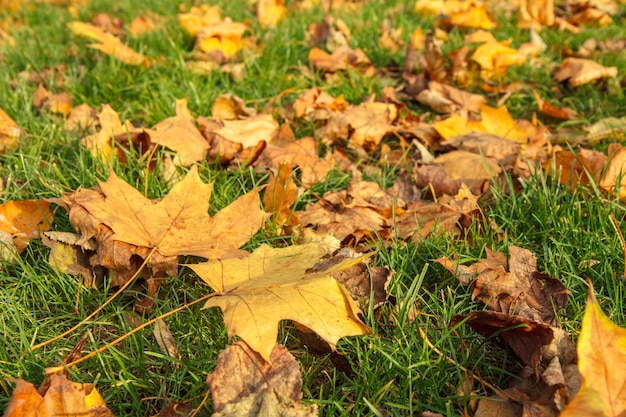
[27,246,159,354]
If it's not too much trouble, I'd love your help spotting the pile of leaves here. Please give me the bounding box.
[1,0,626,415]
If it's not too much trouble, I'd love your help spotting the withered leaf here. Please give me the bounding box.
[207,342,317,416]
[554,57,618,87]
[0,107,23,152]
[190,243,372,361]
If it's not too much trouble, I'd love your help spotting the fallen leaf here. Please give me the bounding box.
[560,286,626,417]
[64,103,97,131]
[0,199,53,253]
[68,21,150,66]
[146,99,209,166]
[178,5,222,37]
[263,162,299,228]
[308,45,373,74]
[554,57,618,87]
[42,231,103,287]
[190,243,372,361]
[532,89,577,120]
[517,0,554,29]
[0,107,22,152]
[154,319,180,360]
[587,116,626,143]
[451,311,554,369]
[211,93,256,120]
[66,165,267,260]
[438,246,568,326]
[257,0,287,28]
[3,373,113,417]
[215,114,279,148]
[128,13,163,36]
[80,104,140,162]
[207,342,317,416]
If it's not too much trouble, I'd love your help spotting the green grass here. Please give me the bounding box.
[1,0,626,415]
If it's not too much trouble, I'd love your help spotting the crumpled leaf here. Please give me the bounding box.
[517,0,554,29]
[0,199,53,254]
[560,286,626,417]
[554,57,618,87]
[3,373,113,417]
[80,104,140,162]
[68,21,150,66]
[263,162,299,228]
[207,342,317,416]
[190,243,372,361]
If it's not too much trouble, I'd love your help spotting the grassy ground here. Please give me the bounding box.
[1,0,626,415]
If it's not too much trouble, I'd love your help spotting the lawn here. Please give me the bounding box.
[1,0,625,416]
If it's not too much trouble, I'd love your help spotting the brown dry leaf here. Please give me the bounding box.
[532,89,577,120]
[307,16,351,52]
[207,342,317,416]
[545,148,607,187]
[308,45,373,74]
[47,92,73,116]
[190,243,372,361]
[599,144,626,198]
[451,311,554,370]
[215,114,279,148]
[0,107,23,152]
[66,165,267,260]
[417,81,485,114]
[257,0,287,28]
[518,0,554,29]
[254,131,336,186]
[263,162,299,228]
[128,12,163,36]
[299,180,394,242]
[0,199,53,254]
[42,231,103,288]
[81,104,138,162]
[154,319,180,360]
[554,57,618,87]
[147,99,209,166]
[438,246,568,326]
[3,373,113,417]
[64,103,98,131]
[68,21,150,66]
[293,87,349,120]
[560,287,626,417]
[317,101,397,151]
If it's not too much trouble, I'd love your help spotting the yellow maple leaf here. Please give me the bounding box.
[433,104,535,144]
[190,243,373,362]
[68,166,268,259]
[68,21,150,66]
[560,287,626,417]
[257,0,287,28]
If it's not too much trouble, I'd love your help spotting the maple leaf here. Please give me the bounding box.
[66,165,267,260]
[190,243,372,362]
[207,342,317,416]
[560,287,626,417]
[4,373,113,417]
[67,21,150,66]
